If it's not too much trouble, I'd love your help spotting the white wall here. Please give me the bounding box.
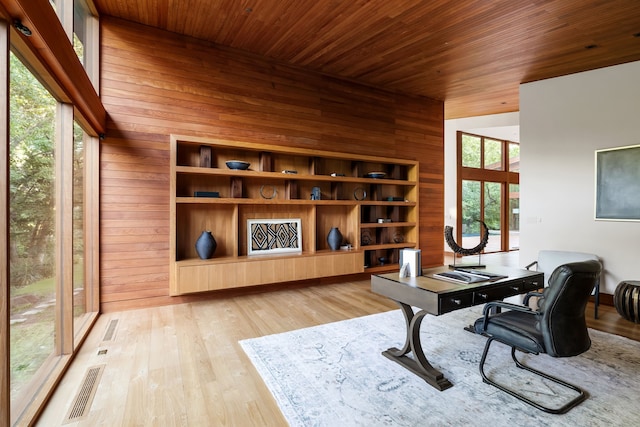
[520,60,640,294]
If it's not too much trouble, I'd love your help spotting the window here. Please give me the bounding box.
[456,132,519,253]
[484,138,503,171]
[509,183,520,250]
[508,142,520,172]
[1,2,102,423]
[9,51,58,406]
[7,49,99,427]
[73,121,89,339]
[461,134,481,168]
[52,0,99,89]
[74,0,99,89]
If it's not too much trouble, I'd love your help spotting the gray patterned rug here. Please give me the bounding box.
[240,306,640,426]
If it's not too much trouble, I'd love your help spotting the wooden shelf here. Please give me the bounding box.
[176,165,416,185]
[360,222,416,228]
[360,242,417,251]
[176,198,417,206]
[365,265,400,274]
[360,201,416,206]
[170,134,419,295]
[175,249,363,266]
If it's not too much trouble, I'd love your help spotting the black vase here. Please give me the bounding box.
[195,231,217,259]
[327,227,343,251]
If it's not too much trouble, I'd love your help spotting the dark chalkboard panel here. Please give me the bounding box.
[595,144,640,220]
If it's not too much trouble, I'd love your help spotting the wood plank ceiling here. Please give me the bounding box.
[93,0,640,119]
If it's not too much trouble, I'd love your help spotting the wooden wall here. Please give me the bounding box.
[99,17,444,312]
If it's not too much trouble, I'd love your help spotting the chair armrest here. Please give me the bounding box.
[482,300,534,314]
[523,291,544,306]
[525,260,538,270]
[479,301,536,333]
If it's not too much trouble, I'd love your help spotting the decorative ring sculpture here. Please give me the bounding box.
[353,187,367,201]
[259,184,277,199]
[444,220,489,256]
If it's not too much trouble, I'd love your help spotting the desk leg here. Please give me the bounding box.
[382,301,453,391]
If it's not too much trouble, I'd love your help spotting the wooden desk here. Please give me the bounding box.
[371,265,544,391]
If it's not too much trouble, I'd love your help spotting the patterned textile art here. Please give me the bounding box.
[240,306,640,426]
[248,219,302,255]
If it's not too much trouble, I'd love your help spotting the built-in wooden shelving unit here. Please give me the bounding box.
[170,135,419,295]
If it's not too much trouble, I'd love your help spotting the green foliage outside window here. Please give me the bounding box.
[460,133,513,233]
[461,134,481,168]
[9,51,57,400]
[9,52,57,287]
[484,182,501,230]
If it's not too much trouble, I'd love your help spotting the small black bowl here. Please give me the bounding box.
[226,160,250,170]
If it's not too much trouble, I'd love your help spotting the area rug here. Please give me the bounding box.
[239,306,640,426]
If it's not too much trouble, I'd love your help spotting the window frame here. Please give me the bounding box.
[456,131,519,253]
[1,16,11,427]
[0,0,103,424]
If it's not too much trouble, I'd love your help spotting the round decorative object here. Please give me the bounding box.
[195,230,217,259]
[327,227,343,251]
[393,232,404,243]
[225,160,250,170]
[260,184,277,199]
[614,280,640,323]
[444,220,489,256]
[353,187,367,201]
[378,257,388,265]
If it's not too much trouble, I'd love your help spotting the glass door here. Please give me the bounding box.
[509,183,520,250]
[484,181,502,252]
[460,180,503,253]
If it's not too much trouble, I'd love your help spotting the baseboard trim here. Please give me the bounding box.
[596,292,613,306]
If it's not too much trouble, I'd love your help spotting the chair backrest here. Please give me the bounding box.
[536,250,600,286]
[537,260,602,357]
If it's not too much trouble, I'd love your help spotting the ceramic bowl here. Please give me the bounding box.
[366,171,386,179]
[225,160,250,170]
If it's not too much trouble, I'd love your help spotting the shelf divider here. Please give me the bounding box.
[230,177,243,198]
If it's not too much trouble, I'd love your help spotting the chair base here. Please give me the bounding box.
[479,337,588,414]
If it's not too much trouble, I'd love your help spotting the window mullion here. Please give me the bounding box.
[57,0,74,40]
[1,17,11,427]
[480,181,485,225]
[55,102,74,355]
[85,134,99,314]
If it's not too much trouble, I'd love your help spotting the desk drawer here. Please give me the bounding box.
[501,277,543,295]
[440,293,473,314]
[473,277,544,305]
[474,283,522,304]
[522,277,543,292]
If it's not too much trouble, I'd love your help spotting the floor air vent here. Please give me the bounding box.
[103,319,118,341]
[64,364,105,423]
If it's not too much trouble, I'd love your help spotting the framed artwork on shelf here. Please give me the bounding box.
[595,144,640,221]
[248,218,302,255]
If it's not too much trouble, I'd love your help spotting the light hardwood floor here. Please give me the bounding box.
[36,253,640,426]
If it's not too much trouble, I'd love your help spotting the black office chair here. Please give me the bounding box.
[473,260,602,414]
[525,250,601,318]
